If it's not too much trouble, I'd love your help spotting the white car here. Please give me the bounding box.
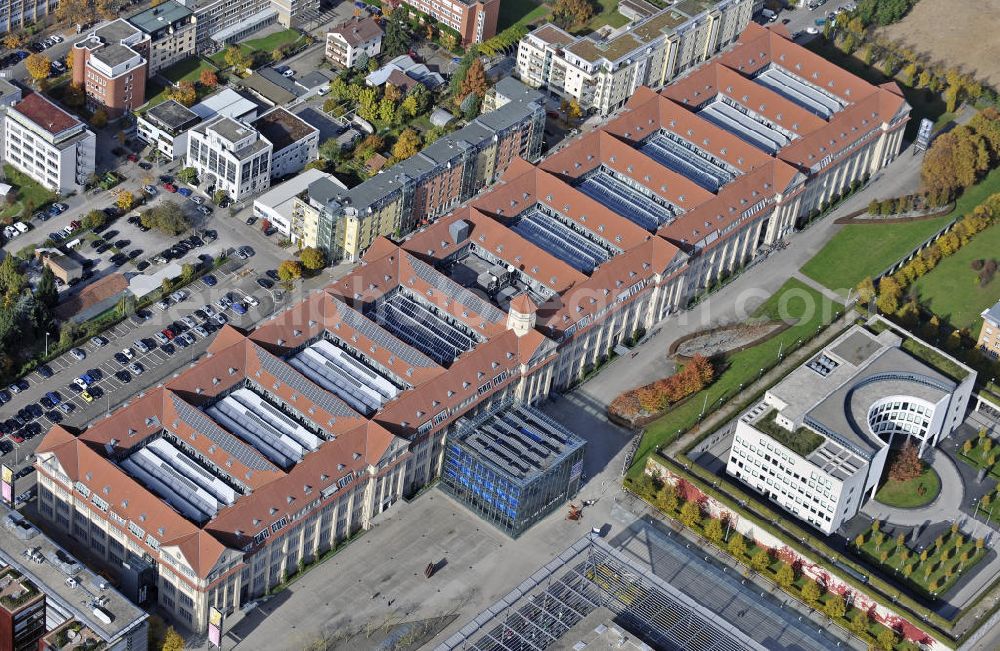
[170,290,189,302]
[121,347,134,360]
[156,299,171,310]
[202,305,217,318]
[191,196,205,205]
[143,185,157,195]
[90,336,107,347]
[805,26,819,34]
[154,332,170,345]
[245,295,259,307]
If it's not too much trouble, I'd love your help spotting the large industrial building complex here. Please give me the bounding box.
[726,323,975,534]
[25,20,917,639]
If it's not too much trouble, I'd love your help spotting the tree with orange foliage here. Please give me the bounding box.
[199,69,219,88]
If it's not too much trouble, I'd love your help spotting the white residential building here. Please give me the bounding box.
[515,0,754,116]
[3,93,96,194]
[726,323,975,534]
[186,116,272,200]
[325,16,383,68]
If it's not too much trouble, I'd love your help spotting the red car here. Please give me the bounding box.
[161,328,175,340]
[163,183,177,193]
[70,220,81,229]
[127,153,138,162]
[11,435,23,444]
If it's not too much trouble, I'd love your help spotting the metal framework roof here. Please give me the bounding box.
[638,131,736,192]
[577,169,679,231]
[511,206,614,273]
[697,100,791,154]
[437,535,766,651]
[289,339,399,416]
[754,66,845,119]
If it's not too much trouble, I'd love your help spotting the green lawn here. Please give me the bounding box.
[586,0,630,31]
[874,466,940,508]
[160,57,217,85]
[629,279,843,474]
[801,166,1000,293]
[910,224,1000,330]
[857,528,985,597]
[497,0,549,30]
[1,164,56,221]
[209,29,305,68]
[245,29,306,53]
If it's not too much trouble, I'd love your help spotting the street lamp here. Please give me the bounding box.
[44,331,50,357]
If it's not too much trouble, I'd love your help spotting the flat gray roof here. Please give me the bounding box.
[806,346,955,456]
[91,43,141,68]
[93,19,141,44]
[128,0,193,33]
[0,510,147,644]
[144,99,200,132]
[983,299,1000,326]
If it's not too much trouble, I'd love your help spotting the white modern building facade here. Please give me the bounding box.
[3,93,96,194]
[727,323,975,534]
[186,116,272,200]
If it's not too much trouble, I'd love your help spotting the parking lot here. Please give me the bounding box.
[0,257,290,477]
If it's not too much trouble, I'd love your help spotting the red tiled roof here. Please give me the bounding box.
[13,92,82,135]
[53,273,128,321]
[509,293,536,315]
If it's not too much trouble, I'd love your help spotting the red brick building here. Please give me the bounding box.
[388,0,500,46]
[72,19,150,118]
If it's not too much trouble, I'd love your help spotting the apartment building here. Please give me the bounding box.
[4,93,97,194]
[136,87,259,159]
[251,168,343,239]
[128,1,198,74]
[72,20,149,118]
[726,324,974,534]
[325,16,383,68]
[187,116,272,200]
[389,0,500,46]
[516,0,755,116]
[0,0,58,36]
[978,300,1000,359]
[291,78,544,260]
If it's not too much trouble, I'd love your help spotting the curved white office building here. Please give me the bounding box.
[726,321,975,534]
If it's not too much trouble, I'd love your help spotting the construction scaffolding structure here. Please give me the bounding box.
[436,534,766,651]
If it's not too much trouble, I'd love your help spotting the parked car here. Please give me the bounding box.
[178,187,192,197]
[191,195,205,205]
[128,362,144,375]
[203,274,217,287]
[256,277,273,289]
[37,365,53,379]
[198,205,212,216]
[245,295,259,308]
[70,348,86,361]
[154,332,170,345]
[143,185,157,195]
[138,162,152,170]
[90,336,107,347]
[163,183,177,193]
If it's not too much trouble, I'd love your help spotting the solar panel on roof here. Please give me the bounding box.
[171,393,279,473]
[755,67,844,119]
[577,170,678,231]
[406,254,507,324]
[332,298,438,369]
[511,206,613,273]
[253,345,357,420]
[698,100,789,153]
[638,132,736,192]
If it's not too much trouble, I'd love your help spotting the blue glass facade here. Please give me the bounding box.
[441,401,585,537]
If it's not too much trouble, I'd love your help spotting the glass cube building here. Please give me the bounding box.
[441,401,586,537]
